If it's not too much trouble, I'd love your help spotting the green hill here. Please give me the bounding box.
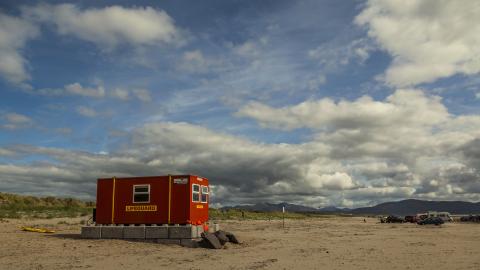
[0,192,94,219]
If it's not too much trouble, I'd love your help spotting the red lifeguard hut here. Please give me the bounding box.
[95,175,209,225]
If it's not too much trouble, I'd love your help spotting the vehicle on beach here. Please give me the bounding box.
[385,215,404,223]
[426,211,453,222]
[404,216,417,223]
[460,215,480,222]
[416,213,428,221]
[417,217,444,225]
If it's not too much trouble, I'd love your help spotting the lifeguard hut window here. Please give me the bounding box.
[192,184,200,202]
[133,184,150,203]
[201,186,208,203]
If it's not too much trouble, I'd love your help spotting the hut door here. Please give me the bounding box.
[170,177,189,224]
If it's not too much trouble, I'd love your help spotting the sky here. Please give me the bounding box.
[0,0,479,207]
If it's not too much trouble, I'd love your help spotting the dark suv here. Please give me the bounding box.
[417,217,444,225]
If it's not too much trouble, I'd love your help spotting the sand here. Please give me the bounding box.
[0,216,479,270]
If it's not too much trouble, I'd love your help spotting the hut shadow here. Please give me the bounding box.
[45,234,160,243]
[46,233,83,240]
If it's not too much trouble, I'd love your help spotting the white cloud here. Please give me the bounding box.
[65,83,105,98]
[0,148,16,157]
[4,113,31,124]
[308,38,373,70]
[111,88,130,100]
[177,50,209,73]
[1,112,33,130]
[0,13,39,85]
[233,41,261,58]
[237,89,448,130]
[183,50,205,63]
[176,50,227,74]
[308,171,357,190]
[34,83,151,102]
[76,106,97,117]
[22,4,183,49]
[356,0,480,86]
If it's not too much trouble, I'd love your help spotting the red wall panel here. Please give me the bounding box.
[189,175,209,224]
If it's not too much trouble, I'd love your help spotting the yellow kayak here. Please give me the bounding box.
[21,227,55,233]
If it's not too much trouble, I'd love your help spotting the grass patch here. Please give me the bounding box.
[209,208,336,220]
[0,192,93,219]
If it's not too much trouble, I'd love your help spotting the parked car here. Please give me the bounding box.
[416,213,428,221]
[460,215,480,222]
[385,215,404,223]
[404,216,417,223]
[426,211,453,222]
[417,217,444,225]
[438,212,453,222]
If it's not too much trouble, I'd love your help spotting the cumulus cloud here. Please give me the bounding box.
[0,12,39,86]
[308,171,357,190]
[356,0,480,86]
[460,139,480,173]
[237,89,448,130]
[236,89,480,203]
[1,88,479,206]
[22,4,183,49]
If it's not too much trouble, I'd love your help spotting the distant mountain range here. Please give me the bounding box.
[222,199,480,216]
[349,199,480,216]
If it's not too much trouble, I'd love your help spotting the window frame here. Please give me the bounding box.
[201,185,209,203]
[132,184,150,203]
[192,184,200,202]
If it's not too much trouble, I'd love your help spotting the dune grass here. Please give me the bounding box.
[209,208,336,220]
[1,192,341,220]
[0,192,93,219]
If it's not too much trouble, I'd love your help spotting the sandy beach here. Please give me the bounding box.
[0,217,479,270]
